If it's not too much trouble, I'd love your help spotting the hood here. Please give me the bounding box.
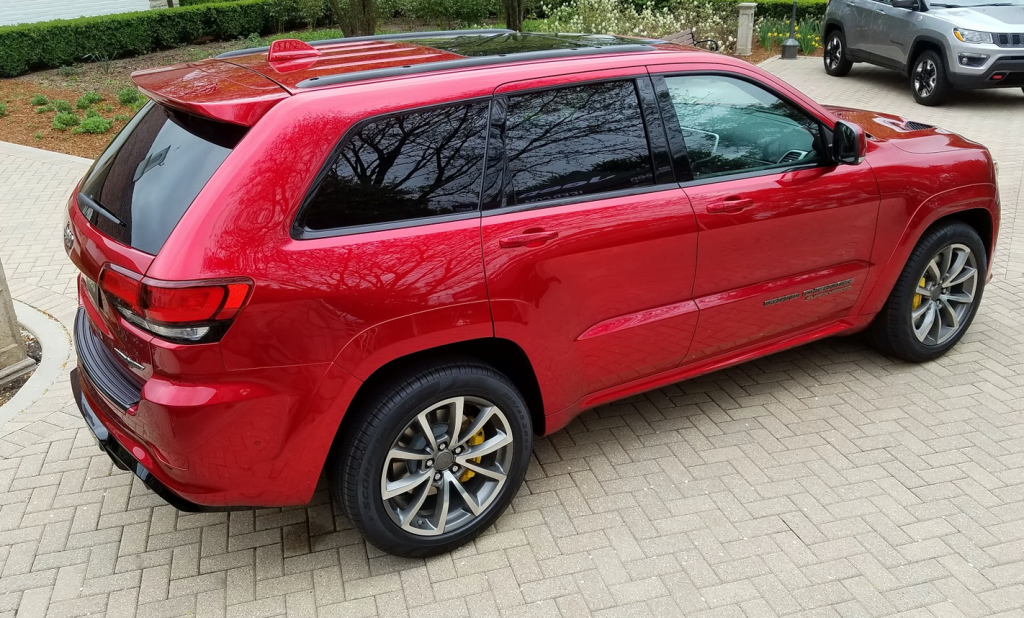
[928,5,1024,29]
[825,105,985,154]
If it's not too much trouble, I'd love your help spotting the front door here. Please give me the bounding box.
[652,72,880,363]
[872,0,917,67]
[481,76,700,410]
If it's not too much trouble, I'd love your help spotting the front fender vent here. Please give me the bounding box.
[905,121,934,131]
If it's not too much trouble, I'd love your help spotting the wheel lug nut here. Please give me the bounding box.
[426,460,433,468]
[434,473,442,481]
[438,442,447,450]
[454,446,462,455]
[452,465,460,473]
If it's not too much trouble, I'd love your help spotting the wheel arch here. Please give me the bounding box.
[857,187,998,318]
[335,337,547,448]
[823,19,843,39]
[907,35,951,77]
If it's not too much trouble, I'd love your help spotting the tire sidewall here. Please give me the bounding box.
[344,367,532,557]
[890,223,987,361]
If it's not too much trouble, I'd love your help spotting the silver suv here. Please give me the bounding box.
[823,0,1024,105]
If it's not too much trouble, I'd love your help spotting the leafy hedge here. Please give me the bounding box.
[751,0,828,20]
[180,0,243,5]
[0,0,295,77]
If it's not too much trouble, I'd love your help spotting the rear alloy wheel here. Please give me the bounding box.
[911,50,951,106]
[331,360,532,557]
[868,221,986,362]
[823,30,853,77]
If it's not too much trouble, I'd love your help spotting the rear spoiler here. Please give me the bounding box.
[131,60,288,127]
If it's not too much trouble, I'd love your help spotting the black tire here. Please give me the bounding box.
[331,360,533,557]
[911,50,952,106]
[823,30,853,77]
[868,221,986,362]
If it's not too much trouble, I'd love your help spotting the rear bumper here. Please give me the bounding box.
[71,307,361,508]
[71,368,213,512]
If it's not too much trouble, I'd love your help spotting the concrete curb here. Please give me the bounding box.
[0,140,94,166]
[0,300,73,428]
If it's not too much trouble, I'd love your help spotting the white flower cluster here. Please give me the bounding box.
[539,0,739,53]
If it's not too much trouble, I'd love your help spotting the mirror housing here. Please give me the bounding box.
[831,120,866,165]
[891,0,919,9]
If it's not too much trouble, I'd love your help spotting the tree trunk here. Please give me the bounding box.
[346,0,378,37]
[0,258,33,386]
[166,0,174,8]
[502,0,525,32]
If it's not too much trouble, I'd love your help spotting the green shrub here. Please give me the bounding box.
[35,104,54,113]
[85,107,101,118]
[181,0,243,4]
[0,0,297,78]
[73,115,114,134]
[76,91,103,109]
[117,87,142,106]
[114,114,130,121]
[57,65,79,77]
[52,111,80,130]
[52,99,73,113]
[748,0,827,21]
[30,94,47,105]
[0,103,7,118]
[102,103,114,112]
[34,132,42,140]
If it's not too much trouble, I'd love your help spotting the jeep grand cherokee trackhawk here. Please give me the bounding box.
[65,30,999,557]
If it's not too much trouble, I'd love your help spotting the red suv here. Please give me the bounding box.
[66,30,999,556]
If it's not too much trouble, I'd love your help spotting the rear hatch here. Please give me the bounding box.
[67,60,285,387]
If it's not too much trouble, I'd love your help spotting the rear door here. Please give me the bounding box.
[650,70,880,362]
[481,71,700,409]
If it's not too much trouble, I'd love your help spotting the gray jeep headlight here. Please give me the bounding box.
[954,28,992,44]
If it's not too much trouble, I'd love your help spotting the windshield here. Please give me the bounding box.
[78,102,247,255]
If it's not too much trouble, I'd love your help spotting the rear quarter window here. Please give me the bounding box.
[78,102,246,255]
[296,101,490,235]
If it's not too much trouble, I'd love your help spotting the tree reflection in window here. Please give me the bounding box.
[301,101,489,231]
[503,81,654,206]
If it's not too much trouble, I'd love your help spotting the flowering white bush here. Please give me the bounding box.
[538,0,738,53]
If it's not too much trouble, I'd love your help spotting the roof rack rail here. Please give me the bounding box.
[294,43,657,89]
[215,28,516,60]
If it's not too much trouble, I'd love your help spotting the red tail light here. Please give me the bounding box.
[99,264,252,343]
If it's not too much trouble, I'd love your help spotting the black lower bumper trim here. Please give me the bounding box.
[71,368,212,512]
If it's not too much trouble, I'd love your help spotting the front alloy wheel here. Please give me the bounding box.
[911,50,951,106]
[868,221,986,362]
[910,244,978,346]
[331,360,533,557]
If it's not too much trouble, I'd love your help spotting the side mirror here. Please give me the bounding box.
[891,0,919,9]
[832,120,866,165]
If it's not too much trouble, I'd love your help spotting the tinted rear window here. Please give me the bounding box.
[78,102,246,255]
[297,101,489,234]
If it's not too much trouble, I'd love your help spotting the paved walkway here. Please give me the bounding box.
[1,57,1023,618]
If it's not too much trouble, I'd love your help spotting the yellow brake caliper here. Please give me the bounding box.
[459,425,485,483]
[912,276,926,310]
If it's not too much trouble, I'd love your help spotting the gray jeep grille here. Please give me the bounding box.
[995,33,1024,48]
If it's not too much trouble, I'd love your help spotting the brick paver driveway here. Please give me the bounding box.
[1,57,1023,618]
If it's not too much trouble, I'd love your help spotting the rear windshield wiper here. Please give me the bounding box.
[77,193,126,227]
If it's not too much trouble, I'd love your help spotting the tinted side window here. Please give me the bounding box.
[300,101,489,232]
[662,75,821,180]
[502,81,654,206]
